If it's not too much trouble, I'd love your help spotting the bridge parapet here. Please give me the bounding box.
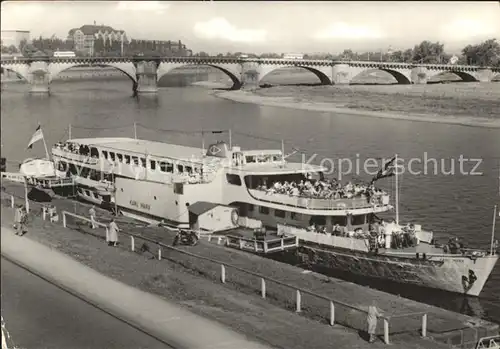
[2,56,498,94]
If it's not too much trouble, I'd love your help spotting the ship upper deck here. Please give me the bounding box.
[68,137,207,162]
[54,137,326,174]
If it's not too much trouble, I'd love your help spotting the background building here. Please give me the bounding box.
[1,30,30,49]
[67,23,127,56]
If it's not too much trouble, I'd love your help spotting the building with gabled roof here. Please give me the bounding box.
[67,22,128,56]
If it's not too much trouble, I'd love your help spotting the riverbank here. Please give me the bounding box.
[213,83,500,129]
[1,183,498,349]
[0,192,440,349]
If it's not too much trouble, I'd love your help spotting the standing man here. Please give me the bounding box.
[367,300,384,343]
[13,204,23,235]
[89,205,97,229]
[107,218,119,247]
[19,206,28,236]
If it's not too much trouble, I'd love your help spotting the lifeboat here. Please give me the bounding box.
[19,158,56,178]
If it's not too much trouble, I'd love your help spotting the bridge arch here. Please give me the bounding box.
[0,64,30,82]
[428,70,478,82]
[259,65,332,85]
[351,68,412,85]
[48,62,137,83]
[157,63,242,89]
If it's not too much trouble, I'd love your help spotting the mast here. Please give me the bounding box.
[41,127,50,160]
[69,124,72,140]
[228,129,232,149]
[201,130,205,156]
[395,153,399,225]
[491,205,497,256]
[133,122,137,140]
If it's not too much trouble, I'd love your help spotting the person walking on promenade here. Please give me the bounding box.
[367,300,384,343]
[18,206,28,236]
[89,205,97,229]
[107,218,119,246]
[13,204,23,235]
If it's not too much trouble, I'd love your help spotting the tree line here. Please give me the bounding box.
[2,36,499,67]
[1,35,189,58]
[220,39,500,67]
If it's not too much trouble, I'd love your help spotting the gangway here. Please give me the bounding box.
[477,335,500,349]
[225,233,299,254]
[1,171,75,189]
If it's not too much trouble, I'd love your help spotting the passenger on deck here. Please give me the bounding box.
[332,224,342,236]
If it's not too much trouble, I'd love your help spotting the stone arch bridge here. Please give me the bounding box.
[1,56,498,95]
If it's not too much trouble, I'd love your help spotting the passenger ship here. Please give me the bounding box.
[48,134,498,297]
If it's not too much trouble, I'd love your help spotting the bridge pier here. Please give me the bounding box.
[29,69,50,94]
[135,61,158,95]
[475,68,494,82]
[411,67,429,84]
[332,64,351,85]
[241,61,261,90]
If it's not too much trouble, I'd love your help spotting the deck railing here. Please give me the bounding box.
[0,191,428,345]
[248,189,389,211]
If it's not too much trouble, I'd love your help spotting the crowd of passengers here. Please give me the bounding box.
[55,142,94,157]
[307,219,421,250]
[256,177,387,202]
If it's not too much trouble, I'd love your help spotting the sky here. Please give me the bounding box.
[1,1,500,54]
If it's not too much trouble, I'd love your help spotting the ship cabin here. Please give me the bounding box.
[51,137,230,186]
[222,148,392,236]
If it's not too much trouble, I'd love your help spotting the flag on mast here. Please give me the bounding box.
[371,156,397,184]
[27,125,44,149]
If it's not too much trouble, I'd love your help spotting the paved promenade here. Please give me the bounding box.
[1,228,273,349]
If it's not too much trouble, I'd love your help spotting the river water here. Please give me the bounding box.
[1,72,499,324]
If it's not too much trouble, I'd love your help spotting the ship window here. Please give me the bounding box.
[85,190,91,196]
[167,163,174,172]
[351,214,366,226]
[274,209,286,218]
[92,192,98,199]
[291,212,301,220]
[124,155,131,164]
[89,169,100,181]
[109,152,115,161]
[177,164,184,173]
[132,156,139,165]
[159,161,167,172]
[140,158,146,167]
[80,166,90,178]
[102,151,108,159]
[248,204,254,211]
[150,160,156,170]
[117,154,123,162]
[57,161,67,172]
[69,164,78,175]
[90,147,99,158]
[226,174,242,186]
[185,166,192,174]
[259,206,269,215]
[246,156,256,163]
[174,183,183,194]
[272,155,282,162]
[309,216,326,226]
[331,216,347,226]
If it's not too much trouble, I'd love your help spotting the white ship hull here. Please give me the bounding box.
[298,244,498,296]
[47,136,498,296]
